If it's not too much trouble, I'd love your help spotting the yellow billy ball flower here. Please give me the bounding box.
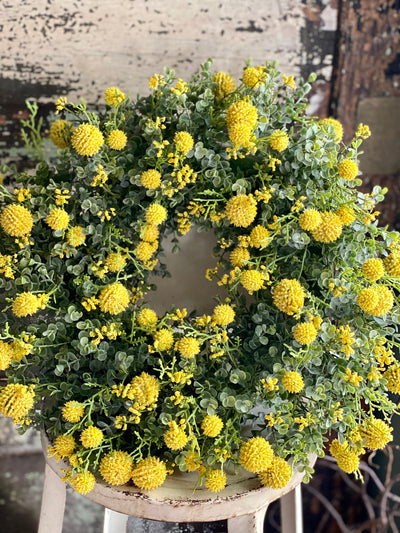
[311,212,343,243]
[357,287,379,313]
[212,71,236,98]
[201,415,224,437]
[184,451,202,472]
[335,206,356,226]
[132,457,167,490]
[226,99,258,133]
[336,449,360,474]
[52,435,76,458]
[320,117,343,143]
[273,279,305,315]
[71,124,104,157]
[141,224,159,242]
[358,285,394,317]
[259,456,292,488]
[141,169,161,189]
[176,336,200,358]
[242,66,266,88]
[212,304,235,326]
[135,241,156,262]
[45,208,70,231]
[12,292,39,317]
[154,328,174,351]
[0,383,35,421]
[10,339,32,362]
[66,226,86,247]
[362,258,384,281]
[269,129,289,152]
[107,129,127,150]
[299,209,322,231]
[240,270,265,295]
[383,251,400,276]
[329,439,344,458]
[127,372,160,409]
[205,470,227,492]
[98,282,130,315]
[225,194,257,228]
[359,418,393,449]
[145,203,167,226]
[104,86,125,106]
[240,437,273,473]
[137,308,158,327]
[164,421,188,450]
[338,159,358,180]
[0,204,33,236]
[100,451,134,485]
[174,131,194,155]
[105,252,127,272]
[0,341,13,371]
[71,472,96,495]
[282,371,304,393]
[62,401,85,423]
[80,426,104,448]
[49,119,72,148]
[383,365,400,394]
[293,322,317,345]
[230,246,250,267]
[249,225,270,248]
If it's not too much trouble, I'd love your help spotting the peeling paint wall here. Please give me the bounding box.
[0,0,338,155]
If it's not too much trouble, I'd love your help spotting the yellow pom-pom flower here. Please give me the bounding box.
[99,282,130,315]
[0,204,33,236]
[293,322,317,345]
[240,437,273,473]
[62,401,85,423]
[145,203,167,226]
[384,251,400,277]
[230,247,250,267]
[0,383,35,422]
[132,456,167,490]
[356,287,379,313]
[242,66,266,88]
[205,470,227,492]
[212,71,236,98]
[357,285,393,317]
[12,292,39,317]
[320,117,343,143]
[71,472,96,494]
[249,225,270,248]
[212,304,235,326]
[0,341,13,371]
[362,258,384,281]
[121,372,160,409]
[335,206,356,226]
[311,212,343,243]
[141,224,159,242]
[107,129,127,150]
[269,130,289,152]
[174,131,194,155]
[336,449,360,474]
[104,86,125,106]
[184,451,202,472]
[226,99,258,150]
[164,421,188,450]
[225,194,257,228]
[259,456,292,488]
[45,208,70,231]
[141,169,162,189]
[66,226,86,247]
[299,209,322,231]
[176,336,201,358]
[105,252,127,272]
[338,159,358,180]
[80,426,104,448]
[135,241,157,262]
[383,365,400,394]
[273,279,305,315]
[100,451,134,485]
[240,269,265,295]
[49,119,72,148]
[154,329,174,351]
[137,308,158,327]
[52,435,76,459]
[359,418,393,449]
[202,415,224,437]
[282,371,304,393]
[71,124,104,157]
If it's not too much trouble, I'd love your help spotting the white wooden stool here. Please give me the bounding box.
[38,448,316,533]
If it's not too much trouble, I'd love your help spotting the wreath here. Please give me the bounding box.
[0,59,399,496]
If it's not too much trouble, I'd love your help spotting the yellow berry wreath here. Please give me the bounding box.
[0,60,399,495]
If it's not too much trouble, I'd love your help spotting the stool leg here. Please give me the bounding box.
[227,506,267,532]
[280,485,303,533]
[38,463,67,533]
[103,508,128,533]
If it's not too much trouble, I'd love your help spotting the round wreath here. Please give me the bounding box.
[1,60,399,496]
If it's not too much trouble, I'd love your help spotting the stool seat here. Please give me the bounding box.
[39,433,316,532]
